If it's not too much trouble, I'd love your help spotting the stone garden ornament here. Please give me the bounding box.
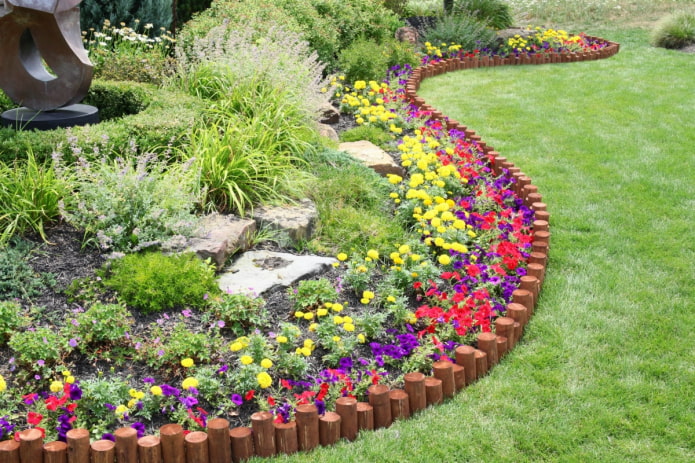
[0,0,97,129]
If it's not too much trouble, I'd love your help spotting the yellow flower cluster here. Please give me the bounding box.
[424,41,462,59]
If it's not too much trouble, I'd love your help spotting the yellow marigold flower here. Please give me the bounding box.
[62,370,71,377]
[303,312,315,321]
[366,249,379,260]
[332,336,341,343]
[438,254,451,266]
[240,356,254,365]
[309,322,319,332]
[357,333,366,343]
[332,303,344,312]
[182,377,199,390]
[294,311,305,319]
[181,358,194,368]
[300,346,312,357]
[387,295,396,303]
[260,358,273,369]
[362,290,375,300]
[257,372,272,389]
[337,252,348,261]
[128,398,138,408]
[230,342,243,352]
[387,174,403,184]
[150,385,163,396]
[354,80,366,90]
[115,405,128,416]
[333,316,344,325]
[343,323,355,332]
[50,381,63,393]
[317,308,328,317]
[303,339,314,348]
[360,298,369,304]
[277,335,288,344]
[468,230,477,238]
[66,376,75,384]
[0,375,6,392]
[128,388,139,398]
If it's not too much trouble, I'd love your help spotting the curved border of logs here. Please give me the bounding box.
[0,37,620,463]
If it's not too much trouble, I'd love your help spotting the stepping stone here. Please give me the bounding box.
[218,250,336,296]
[338,140,405,177]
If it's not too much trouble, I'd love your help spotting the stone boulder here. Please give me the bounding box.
[252,198,318,246]
[186,214,256,269]
[338,140,405,177]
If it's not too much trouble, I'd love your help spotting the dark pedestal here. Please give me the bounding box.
[1,104,99,130]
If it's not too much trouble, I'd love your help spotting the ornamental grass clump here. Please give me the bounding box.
[650,11,695,49]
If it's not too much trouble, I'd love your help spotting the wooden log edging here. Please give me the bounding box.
[4,37,618,463]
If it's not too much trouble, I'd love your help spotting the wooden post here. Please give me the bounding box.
[274,422,298,455]
[495,317,515,350]
[19,429,43,463]
[389,389,410,420]
[319,412,341,447]
[356,402,374,432]
[0,439,20,463]
[44,441,68,463]
[432,360,455,398]
[114,427,137,463]
[207,418,231,463]
[229,427,254,463]
[513,288,534,315]
[527,262,545,286]
[335,397,358,441]
[367,384,392,429]
[496,336,508,358]
[137,436,161,463]
[184,431,209,463]
[250,411,276,457]
[295,404,319,451]
[424,377,443,406]
[159,424,185,463]
[455,345,477,385]
[452,364,466,391]
[403,372,426,413]
[477,332,499,368]
[66,428,90,463]
[474,349,488,378]
[519,275,540,308]
[90,440,115,463]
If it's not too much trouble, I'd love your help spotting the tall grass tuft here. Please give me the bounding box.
[0,151,67,246]
[650,11,695,48]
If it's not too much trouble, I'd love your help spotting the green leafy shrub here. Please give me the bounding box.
[174,0,214,28]
[208,293,268,337]
[101,252,220,313]
[383,0,410,16]
[83,81,151,121]
[55,146,199,253]
[651,12,695,49]
[0,301,28,341]
[80,0,173,33]
[140,321,223,368]
[338,37,420,83]
[453,0,514,30]
[8,327,65,367]
[422,13,497,51]
[288,278,338,311]
[0,239,56,300]
[0,151,68,245]
[68,303,134,347]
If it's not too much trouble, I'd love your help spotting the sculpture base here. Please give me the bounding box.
[1,104,99,131]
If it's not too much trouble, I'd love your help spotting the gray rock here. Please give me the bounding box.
[186,214,256,268]
[338,140,405,177]
[252,198,318,245]
[318,103,341,124]
[317,122,339,142]
[218,250,337,295]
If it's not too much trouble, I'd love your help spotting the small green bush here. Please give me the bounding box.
[338,37,420,84]
[68,303,134,347]
[340,125,394,147]
[83,81,151,121]
[651,12,695,49]
[208,293,268,337]
[0,301,28,341]
[453,0,514,30]
[422,13,497,51]
[0,239,56,300]
[8,327,64,367]
[288,278,339,311]
[101,252,220,313]
[141,321,223,368]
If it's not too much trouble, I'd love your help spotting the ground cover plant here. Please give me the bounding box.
[0,0,692,461]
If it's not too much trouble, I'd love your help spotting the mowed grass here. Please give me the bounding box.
[255,26,695,463]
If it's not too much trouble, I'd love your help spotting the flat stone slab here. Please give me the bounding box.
[218,250,337,296]
[338,140,405,177]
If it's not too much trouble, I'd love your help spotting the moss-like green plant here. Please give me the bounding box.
[101,252,221,313]
[340,125,394,147]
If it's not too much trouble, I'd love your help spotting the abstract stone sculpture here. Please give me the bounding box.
[0,0,93,111]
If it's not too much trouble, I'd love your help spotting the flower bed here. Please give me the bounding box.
[0,32,619,462]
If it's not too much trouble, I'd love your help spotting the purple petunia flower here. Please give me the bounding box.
[231,394,243,406]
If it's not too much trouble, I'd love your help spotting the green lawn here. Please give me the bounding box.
[258,27,695,463]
